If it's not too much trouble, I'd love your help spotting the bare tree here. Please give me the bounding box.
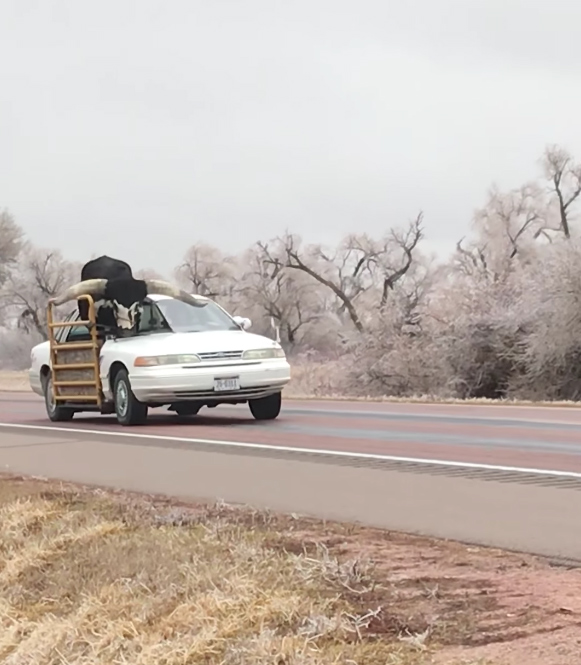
[453,237,490,280]
[342,251,443,397]
[516,239,581,400]
[0,210,24,287]
[1,246,81,339]
[422,262,526,400]
[372,214,424,306]
[481,184,544,259]
[454,185,545,283]
[174,243,239,305]
[434,184,539,399]
[542,144,581,239]
[279,233,370,332]
[241,243,328,349]
[266,214,424,333]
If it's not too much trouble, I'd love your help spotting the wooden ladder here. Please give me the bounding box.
[46,294,103,408]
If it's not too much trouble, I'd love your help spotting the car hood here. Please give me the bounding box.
[109,330,281,355]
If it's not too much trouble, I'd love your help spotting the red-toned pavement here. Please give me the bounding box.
[2,391,581,560]
[3,392,581,473]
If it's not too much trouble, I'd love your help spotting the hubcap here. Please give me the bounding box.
[116,380,129,417]
[46,378,56,413]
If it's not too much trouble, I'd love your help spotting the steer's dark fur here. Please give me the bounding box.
[81,255,133,282]
[77,256,147,333]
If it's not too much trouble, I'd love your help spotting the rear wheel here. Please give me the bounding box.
[42,373,75,422]
[249,392,282,421]
[113,369,148,426]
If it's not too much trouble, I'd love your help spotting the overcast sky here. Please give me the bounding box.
[1,0,580,273]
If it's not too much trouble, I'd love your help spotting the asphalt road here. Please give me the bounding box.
[2,391,581,560]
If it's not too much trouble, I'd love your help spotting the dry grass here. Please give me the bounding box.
[0,475,531,665]
[3,475,580,664]
[0,475,480,665]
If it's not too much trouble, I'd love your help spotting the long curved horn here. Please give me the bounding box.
[52,279,108,305]
[144,280,208,308]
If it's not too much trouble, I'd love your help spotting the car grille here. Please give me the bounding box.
[197,350,244,361]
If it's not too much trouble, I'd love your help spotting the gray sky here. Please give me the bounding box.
[2,0,581,273]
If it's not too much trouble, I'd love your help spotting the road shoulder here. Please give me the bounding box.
[1,425,581,561]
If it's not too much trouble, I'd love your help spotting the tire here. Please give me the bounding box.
[174,403,201,417]
[42,373,75,422]
[249,392,282,421]
[113,369,148,426]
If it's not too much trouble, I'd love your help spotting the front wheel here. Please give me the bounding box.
[249,392,282,421]
[42,374,75,422]
[113,369,148,426]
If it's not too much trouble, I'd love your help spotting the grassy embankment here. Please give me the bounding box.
[0,475,543,664]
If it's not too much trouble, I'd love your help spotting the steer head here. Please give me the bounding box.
[51,277,207,332]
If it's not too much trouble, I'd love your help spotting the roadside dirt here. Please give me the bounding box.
[1,473,581,664]
[0,371,29,392]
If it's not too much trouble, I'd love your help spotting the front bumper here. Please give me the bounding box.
[124,359,291,404]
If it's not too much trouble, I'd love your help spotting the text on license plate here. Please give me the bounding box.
[214,377,240,392]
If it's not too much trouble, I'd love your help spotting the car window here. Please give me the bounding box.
[54,301,172,341]
[64,315,92,342]
[155,298,240,333]
[61,304,169,339]
[52,311,85,343]
[137,302,172,334]
[52,312,74,343]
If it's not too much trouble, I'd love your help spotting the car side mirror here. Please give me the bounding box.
[233,316,252,331]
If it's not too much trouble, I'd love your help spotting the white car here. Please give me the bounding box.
[29,294,291,426]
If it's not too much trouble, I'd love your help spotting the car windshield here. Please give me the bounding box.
[149,298,241,334]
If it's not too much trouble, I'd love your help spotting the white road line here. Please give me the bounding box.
[287,407,581,427]
[1,421,581,480]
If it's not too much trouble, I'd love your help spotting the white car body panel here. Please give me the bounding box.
[29,294,291,407]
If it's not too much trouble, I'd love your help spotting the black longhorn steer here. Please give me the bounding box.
[51,254,207,335]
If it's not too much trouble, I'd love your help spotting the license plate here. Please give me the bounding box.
[214,377,240,392]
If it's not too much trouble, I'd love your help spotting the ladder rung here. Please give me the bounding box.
[53,363,97,370]
[55,403,103,412]
[52,342,98,351]
[48,320,93,328]
[54,380,99,387]
[54,395,101,402]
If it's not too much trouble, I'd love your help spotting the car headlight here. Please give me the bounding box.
[134,354,201,367]
[242,347,286,360]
